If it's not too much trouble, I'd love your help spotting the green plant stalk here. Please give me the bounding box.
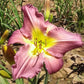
[16,79,20,84]
[20,78,24,84]
[28,76,36,84]
[43,64,49,84]
[16,78,24,84]
[28,73,41,84]
[33,76,37,84]
[44,70,48,84]
[35,72,40,84]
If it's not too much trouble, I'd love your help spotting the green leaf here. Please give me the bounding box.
[16,78,24,84]
[1,23,14,31]
[20,78,24,84]
[0,64,11,75]
[35,72,40,84]
[8,16,17,24]
[44,64,49,84]
[0,76,10,84]
[0,8,20,29]
[16,79,20,84]
[10,0,22,28]
[4,78,10,84]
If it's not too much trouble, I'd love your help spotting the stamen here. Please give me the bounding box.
[34,38,37,47]
[33,37,46,55]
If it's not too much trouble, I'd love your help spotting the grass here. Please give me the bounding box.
[0,0,23,35]
[54,0,84,33]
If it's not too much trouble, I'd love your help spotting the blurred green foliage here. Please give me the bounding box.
[0,0,45,36]
[75,0,84,33]
[0,0,12,34]
[54,0,73,21]
[54,0,84,33]
[0,0,23,35]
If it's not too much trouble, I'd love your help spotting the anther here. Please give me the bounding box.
[34,38,37,47]
[39,40,42,49]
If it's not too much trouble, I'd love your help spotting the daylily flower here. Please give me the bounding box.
[8,4,83,80]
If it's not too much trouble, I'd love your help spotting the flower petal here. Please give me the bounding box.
[41,53,63,74]
[12,44,43,80]
[47,27,83,57]
[20,4,47,38]
[8,30,28,45]
[45,21,57,33]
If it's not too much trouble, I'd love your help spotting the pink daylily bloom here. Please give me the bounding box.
[8,4,83,80]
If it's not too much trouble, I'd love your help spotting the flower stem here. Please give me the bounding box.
[20,78,24,84]
[44,64,49,84]
[35,72,40,84]
[16,78,24,84]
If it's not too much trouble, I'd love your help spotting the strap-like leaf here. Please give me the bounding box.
[0,76,10,84]
[0,64,11,75]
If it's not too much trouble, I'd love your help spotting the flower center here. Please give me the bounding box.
[33,38,46,55]
[31,28,56,56]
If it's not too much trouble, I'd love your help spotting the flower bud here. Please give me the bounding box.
[2,45,15,65]
[0,70,11,79]
[44,0,50,21]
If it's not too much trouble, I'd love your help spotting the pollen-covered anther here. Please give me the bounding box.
[39,40,42,49]
[33,38,46,54]
[34,38,37,47]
